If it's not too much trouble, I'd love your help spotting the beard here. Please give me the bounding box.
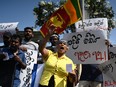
[10,46,18,53]
[24,35,33,41]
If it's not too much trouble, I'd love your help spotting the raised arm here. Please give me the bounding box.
[39,24,56,58]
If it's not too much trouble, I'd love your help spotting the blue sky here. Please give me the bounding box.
[0,0,116,44]
[0,0,39,30]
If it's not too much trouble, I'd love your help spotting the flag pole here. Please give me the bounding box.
[82,0,85,31]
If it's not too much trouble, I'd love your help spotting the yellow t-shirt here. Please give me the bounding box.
[40,50,76,87]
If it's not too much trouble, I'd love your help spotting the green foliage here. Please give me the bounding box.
[33,0,115,33]
[33,1,59,26]
[85,0,115,30]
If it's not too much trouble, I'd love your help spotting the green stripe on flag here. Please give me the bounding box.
[71,0,82,19]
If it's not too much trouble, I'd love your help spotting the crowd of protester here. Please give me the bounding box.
[0,24,112,87]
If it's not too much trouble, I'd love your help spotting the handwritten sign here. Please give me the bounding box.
[19,49,38,87]
[63,30,108,64]
[0,22,18,42]
[109,47,116,60]
[98,57,116,87]
[75,18,108,32]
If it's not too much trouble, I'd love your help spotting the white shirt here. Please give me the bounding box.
[21,40,38,50]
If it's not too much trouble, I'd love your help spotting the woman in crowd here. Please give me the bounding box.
[39,24,77,87]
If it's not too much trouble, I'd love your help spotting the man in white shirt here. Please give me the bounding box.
[20,27,38,51]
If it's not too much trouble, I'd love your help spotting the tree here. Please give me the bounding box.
[33,0,115,33]
[84,0,115,31]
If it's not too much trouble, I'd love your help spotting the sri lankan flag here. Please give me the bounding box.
[40,0,82,37]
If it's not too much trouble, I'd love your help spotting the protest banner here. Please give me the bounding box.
[98,58,116,87]
[75,18,108,32]
[98,47,116,87]
[63,29,108,64]
[0,22,18,42]
[19,49,38,87]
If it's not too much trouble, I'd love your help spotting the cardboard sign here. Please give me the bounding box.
[19,49,38,87]
[75,18,108,32]
[0,22,18,42]
[63,30,108,64]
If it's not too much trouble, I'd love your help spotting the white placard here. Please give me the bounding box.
[0,22,18,42]
[63,30,108,64]
[19,49,38,87]
[75,18,108,32]
[98,58,116,87]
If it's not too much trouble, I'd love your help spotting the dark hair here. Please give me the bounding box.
[11,34,22,44]
[3,31,12,38]
[49,33,59,42]
[24,27,33,32]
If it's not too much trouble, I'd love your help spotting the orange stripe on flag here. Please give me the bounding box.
[40,0,82,37]
[64,0,77,25]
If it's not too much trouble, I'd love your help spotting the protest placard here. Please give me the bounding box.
[75,18,108,32]
[19,49,38,87]
[63,30,108,64]
[0,22,18,42]
[98,58,116,87]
